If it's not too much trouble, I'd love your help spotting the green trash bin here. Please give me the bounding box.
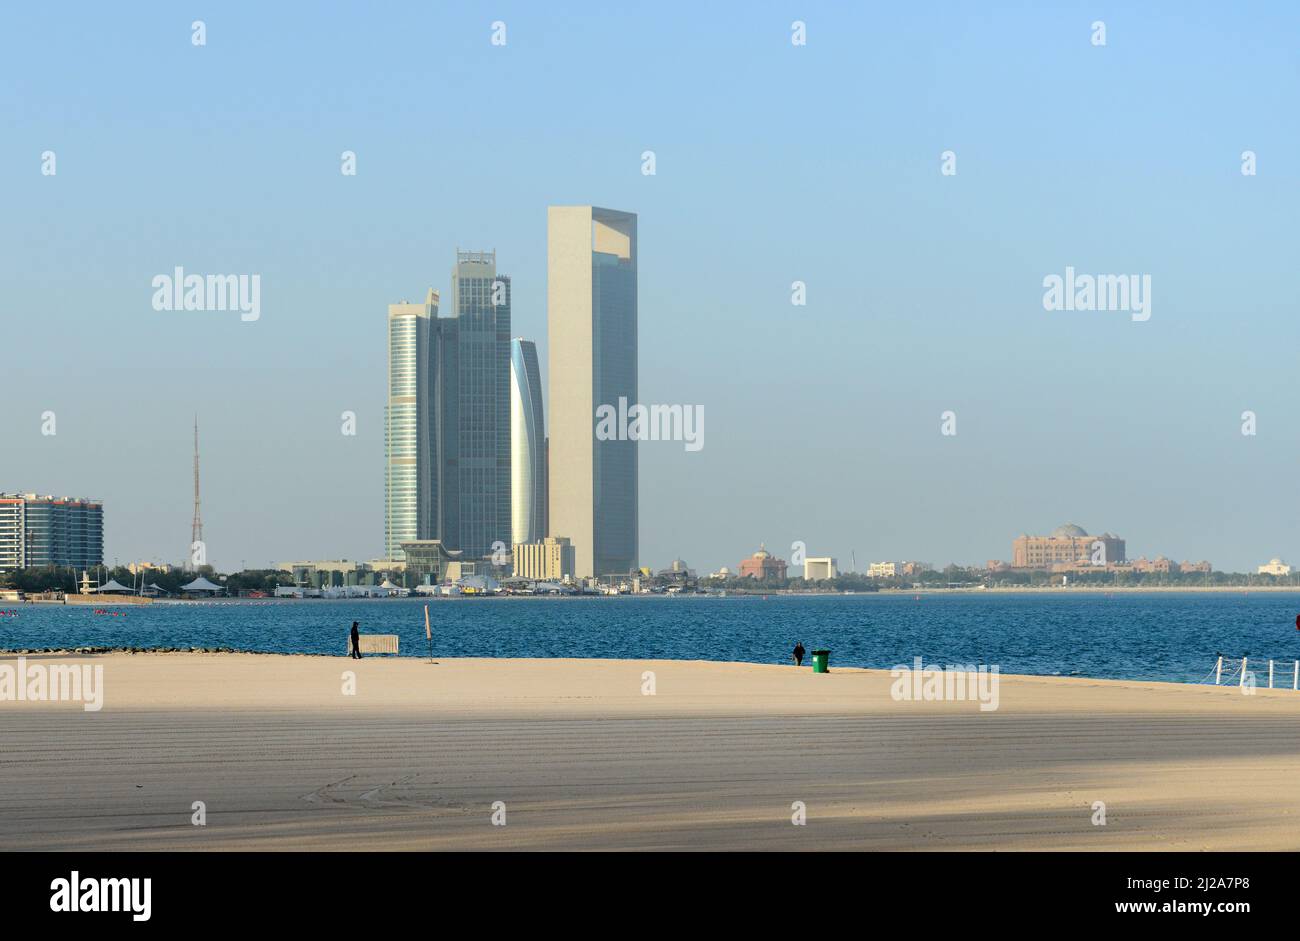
[811,649,830,673]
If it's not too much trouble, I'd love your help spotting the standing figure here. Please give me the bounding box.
[350,620,362,659]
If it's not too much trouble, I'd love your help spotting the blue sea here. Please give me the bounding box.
[3,592,1300,684]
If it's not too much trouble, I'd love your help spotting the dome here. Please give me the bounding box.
[752,543,770,560]
[1271,558,1283,566]
[1051,523,1088,539]
[718,567,731,575]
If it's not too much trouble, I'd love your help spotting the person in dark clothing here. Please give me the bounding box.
[793,641,806,667]
[350,621,362,659]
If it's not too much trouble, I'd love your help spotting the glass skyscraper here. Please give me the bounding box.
[510,337,546,546]
[385,253,515,563]
[384,290,435,559]
[435,250,512,560]
[547,206,638,577]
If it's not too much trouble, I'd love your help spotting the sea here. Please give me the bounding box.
[2,591,1299,684]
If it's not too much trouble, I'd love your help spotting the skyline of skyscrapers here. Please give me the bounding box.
[384,250,521,564]
[547,206,639,578]
[383,209,640,577]
[510,337,547,547]
[379,210,637,577]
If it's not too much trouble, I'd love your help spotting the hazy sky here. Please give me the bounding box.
[3,2,1298,573]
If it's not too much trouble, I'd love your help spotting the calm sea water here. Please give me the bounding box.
[3,592,1300,683]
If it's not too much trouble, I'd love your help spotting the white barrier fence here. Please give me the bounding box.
[345,634,400,655]
[1207,655,1300,690]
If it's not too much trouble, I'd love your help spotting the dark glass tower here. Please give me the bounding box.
[434,250,512,560]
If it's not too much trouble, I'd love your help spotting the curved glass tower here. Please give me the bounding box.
[510,337,546,546]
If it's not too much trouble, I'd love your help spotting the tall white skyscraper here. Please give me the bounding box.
[547,206,638,578]
[384,289,436,559]
[510,338,547,547]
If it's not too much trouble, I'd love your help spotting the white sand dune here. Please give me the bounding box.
[1,652,1298,851]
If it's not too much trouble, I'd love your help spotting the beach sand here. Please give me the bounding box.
[2,652,1298,851]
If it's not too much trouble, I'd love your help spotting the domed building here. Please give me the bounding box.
[1258,558,1291,576]
[738,544,788,580]
[1012,524,1125,569]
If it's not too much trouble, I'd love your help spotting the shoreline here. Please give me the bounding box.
[14,584,1300,608]
[885,584,1300,594]
[0,647,1228,688]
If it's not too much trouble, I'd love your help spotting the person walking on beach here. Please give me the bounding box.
[349,621,362,659]
[793,641,805,667]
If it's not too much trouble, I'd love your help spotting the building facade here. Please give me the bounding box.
[1012,524,1126,569]
[1258,558,1290,576]
[384,290,436,559]
[804,557,838,581]
[0,493,103,570]
[548,206,638,578]
[1131,556,1174,574]
[738,545,787,580]
[867,562,899,578]
[436,250,512,560]
[510,337,547,547]
[400,540,460,588]
[513,536,575,581]
[275,559,377,588]
[1048,556,1213,576]
[385,252,514,564]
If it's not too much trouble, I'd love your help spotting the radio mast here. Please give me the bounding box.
[190,415,203,570]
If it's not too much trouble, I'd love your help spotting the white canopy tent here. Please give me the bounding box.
[180,576,224,594]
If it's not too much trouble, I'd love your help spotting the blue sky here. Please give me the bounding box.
[2,1,1298,572]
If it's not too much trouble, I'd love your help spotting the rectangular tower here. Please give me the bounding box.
[384,290,436,559]
[0,493,102,570]
[547,206,638,578]
[438,250,512,560]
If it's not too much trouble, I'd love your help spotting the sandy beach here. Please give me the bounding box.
[2,652,1299,851]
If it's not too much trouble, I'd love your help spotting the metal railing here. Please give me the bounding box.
[1207,655,1300,690]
